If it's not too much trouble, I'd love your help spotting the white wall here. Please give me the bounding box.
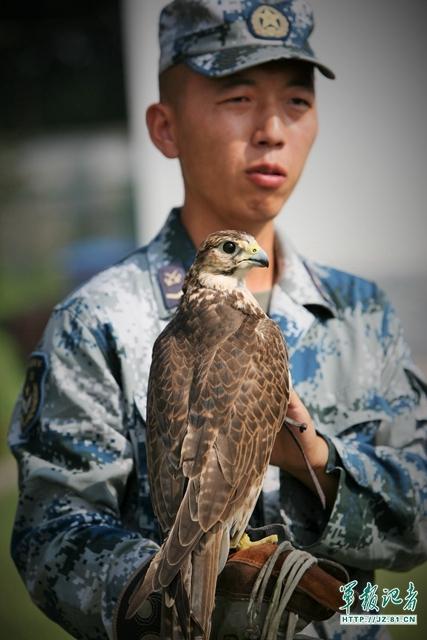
[122,0,427,357]
[122,0,182,244]
[288,0,427,280]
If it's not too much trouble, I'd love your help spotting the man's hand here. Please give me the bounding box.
[270,390,339,508]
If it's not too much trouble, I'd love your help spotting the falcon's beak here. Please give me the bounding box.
[246,245,269,268]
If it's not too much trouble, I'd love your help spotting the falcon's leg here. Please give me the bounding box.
[232,532,278,551]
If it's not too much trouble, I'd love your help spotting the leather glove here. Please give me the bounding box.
[211,524,349,640]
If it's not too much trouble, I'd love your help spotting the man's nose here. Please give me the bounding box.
[252,109,286,148]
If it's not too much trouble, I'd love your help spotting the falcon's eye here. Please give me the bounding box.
[222,241,237,254]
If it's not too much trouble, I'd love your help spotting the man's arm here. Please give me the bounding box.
[271,389,339,508]
[273,295,427,571]
[8,305,159,640]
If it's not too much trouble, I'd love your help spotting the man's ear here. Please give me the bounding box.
[146,103,179,159]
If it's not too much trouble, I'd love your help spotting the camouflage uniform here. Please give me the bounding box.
[9,208,427,639]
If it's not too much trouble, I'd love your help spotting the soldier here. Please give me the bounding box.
[9,1,427,639]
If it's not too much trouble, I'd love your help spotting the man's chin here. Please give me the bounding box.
[245,199,285,223]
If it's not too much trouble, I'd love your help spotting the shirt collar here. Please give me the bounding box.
[274,227,337,318]
[145,208,337,320]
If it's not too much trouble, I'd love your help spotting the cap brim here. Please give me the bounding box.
[186,44,335,80]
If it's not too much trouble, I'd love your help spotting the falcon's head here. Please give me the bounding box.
[194,230,269,276]
[183,230,269,296]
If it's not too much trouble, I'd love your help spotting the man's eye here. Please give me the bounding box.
[225,96,250,103]
[288,97,311,108]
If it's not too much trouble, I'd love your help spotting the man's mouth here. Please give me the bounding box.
[246,163,287,188]
[247,163,286,175]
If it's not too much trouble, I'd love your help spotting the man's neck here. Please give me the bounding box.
[181,203,277,293]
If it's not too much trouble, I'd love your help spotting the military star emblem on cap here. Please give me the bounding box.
[250,5,290,39]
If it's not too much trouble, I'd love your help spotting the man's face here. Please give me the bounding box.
[169,60,318,228]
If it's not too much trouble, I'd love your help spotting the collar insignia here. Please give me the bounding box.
[158,263,186,309]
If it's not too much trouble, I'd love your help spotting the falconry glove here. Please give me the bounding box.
[211,524,349,640]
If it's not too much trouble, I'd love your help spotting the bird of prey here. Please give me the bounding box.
[127,230,291,638]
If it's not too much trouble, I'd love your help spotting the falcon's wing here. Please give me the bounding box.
[146,302,245,535]
[181,312,289,532]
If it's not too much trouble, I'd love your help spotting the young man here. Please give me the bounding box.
[9,1,427,639]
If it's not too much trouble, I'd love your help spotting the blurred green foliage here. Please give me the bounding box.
[376,566,426,639]
[0,268,65,320]
[0,329,23,457]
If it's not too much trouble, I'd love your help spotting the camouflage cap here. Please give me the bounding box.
[159,0,335,79]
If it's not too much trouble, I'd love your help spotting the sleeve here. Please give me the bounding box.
[8,305,160,640]
[281,294,427,572]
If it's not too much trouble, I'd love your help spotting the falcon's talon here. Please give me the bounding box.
[233,532,278,551]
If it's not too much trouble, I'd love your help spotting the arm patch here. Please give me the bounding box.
[21,352,48,433]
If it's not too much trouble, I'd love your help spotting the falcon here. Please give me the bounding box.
[127,231,291,638]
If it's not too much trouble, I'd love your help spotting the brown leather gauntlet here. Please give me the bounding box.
[212,538,349,639]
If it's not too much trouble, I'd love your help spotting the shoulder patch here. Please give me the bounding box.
[21,352,48,432]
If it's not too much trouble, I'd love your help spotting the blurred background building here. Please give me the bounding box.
[0,1,425,638]
[0,1,134,637]
[0,0,135,363]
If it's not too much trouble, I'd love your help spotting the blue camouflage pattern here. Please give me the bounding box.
[159,0,335,78]
[8,208,427,639]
